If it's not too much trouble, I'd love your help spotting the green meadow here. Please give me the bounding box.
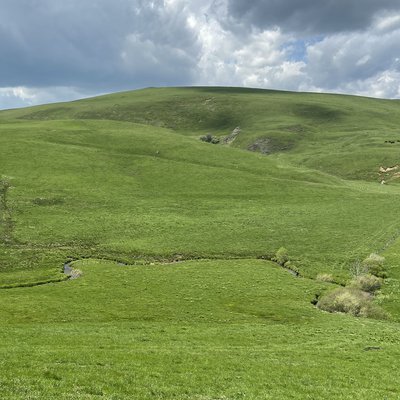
[1,87,400,398]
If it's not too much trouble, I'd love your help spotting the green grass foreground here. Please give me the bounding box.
[1,87,400,398]
[1,259,399,399]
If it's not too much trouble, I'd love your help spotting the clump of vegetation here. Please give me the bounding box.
[317,287,388,319]
[200,134,220,144]
[273,247,290,266]
[349,274,382,293]
[317,287,369,315]
[271,247,300,275]
[361,253,387,278]
[317,253,388,319]
[316,273,336,283]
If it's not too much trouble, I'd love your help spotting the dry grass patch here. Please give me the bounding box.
[316,273,336,283]
[317,287,388,319]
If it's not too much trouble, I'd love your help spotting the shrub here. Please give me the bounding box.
[358,303,389,320]
[317,287,369,316]
[349,274,382,293]
[366,253,385,264]
[317,287,388,319]
[350,259,367,277]
[200,134,220,144]
[274,247,289,266]
[362,253,387,278]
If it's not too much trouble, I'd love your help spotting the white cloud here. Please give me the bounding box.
[190,11,308,91]
[0,86,95,109]
[181,1,400,98]
[374,13,400,32]
[337,70,400,99]
[304,19,400,97]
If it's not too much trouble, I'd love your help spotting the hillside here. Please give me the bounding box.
[1,87,400,399]
[3,86,400,181]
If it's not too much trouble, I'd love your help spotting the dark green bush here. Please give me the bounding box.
[200,134,220,144]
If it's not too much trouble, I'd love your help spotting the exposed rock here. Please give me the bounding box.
[223,126,241,144]
[379,165,399,173]
[248,138,271,154]
[63,262,82,279]
[378,164,400,184]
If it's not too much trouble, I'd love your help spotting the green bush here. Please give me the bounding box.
[362,253,387,278]
[317,287,388,319]
[200,134,220,144]
[349,274,382,293]
[274,247,289,266]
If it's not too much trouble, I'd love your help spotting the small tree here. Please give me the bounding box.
[0,177,14,244]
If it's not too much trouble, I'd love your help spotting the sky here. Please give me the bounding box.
[1,0,400,109]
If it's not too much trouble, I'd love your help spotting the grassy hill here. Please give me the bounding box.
[3,86,400,181]
[1,87,400,398]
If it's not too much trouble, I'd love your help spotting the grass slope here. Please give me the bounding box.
[1,259,400,399]
[1,87,400,398]
[2,86,400,181]
[0,118,399,283]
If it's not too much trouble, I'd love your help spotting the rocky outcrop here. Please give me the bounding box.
[223,126,241,144]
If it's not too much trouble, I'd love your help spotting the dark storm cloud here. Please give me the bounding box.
[226,0,400,35]
[0,0,200,90]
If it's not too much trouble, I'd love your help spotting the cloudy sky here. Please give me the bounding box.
[1,0,400,109]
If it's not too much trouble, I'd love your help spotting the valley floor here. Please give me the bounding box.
[1,259,400,399]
